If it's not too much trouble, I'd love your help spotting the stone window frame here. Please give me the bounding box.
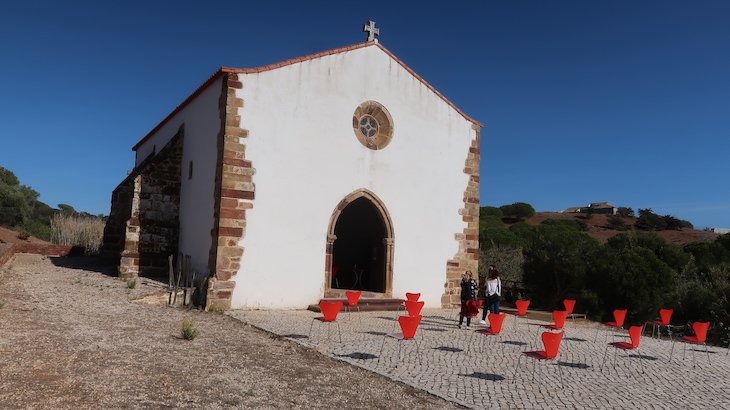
[352,101,394,150]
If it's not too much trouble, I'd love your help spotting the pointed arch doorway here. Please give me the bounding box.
[325,189,394,297]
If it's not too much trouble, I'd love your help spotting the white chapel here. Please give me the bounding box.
[102,26,481,311]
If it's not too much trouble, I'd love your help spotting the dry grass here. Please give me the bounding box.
[50,214,104,253]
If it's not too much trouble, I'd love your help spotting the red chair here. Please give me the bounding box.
[308,301,343,342]
[508,299,531,331]
[398,292,422,318]
[594,309,627,342]
[405,300,425,317]
[513,331,565,387]
[537,310,567,345]
[600,325,645,374]
[650,308,673,339]
[378,315,423,368]
[345,290,363,325]
[563,299,576,319]
[476,313,506,353]
[670,321,711,367]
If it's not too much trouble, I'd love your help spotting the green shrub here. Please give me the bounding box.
[181,319,199,340]
[0,299,4,309]
[500,202,536,222]
[16,230,30,240]
[480,206,503,219]
[127,280,137,289]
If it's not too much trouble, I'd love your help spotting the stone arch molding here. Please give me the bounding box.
[324,189,395,297]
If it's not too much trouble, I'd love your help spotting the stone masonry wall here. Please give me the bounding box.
[104,132,184,279]
[442,125,480,307]
[100,174,135,265]
[206,73,253,311]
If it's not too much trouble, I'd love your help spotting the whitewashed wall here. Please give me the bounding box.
[231,46,477,309]
[134,78,222,275]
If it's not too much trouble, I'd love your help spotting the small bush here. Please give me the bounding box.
[16,230,31,240]
[127,280,137,289]
[181,319,199,340]
[0,299,4,309]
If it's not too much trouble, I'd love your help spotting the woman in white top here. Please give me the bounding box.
[480,265,502,324]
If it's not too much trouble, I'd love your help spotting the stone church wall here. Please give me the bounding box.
[102,134,183,278]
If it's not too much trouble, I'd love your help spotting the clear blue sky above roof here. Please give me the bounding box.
[0,1,728,227]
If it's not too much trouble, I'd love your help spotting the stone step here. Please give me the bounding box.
[308,298,405,313]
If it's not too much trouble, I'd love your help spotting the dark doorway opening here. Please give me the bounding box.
[331,197,387,292]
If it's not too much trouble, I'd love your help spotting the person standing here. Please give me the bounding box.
[458,271,478,329]
[480,265,502,324]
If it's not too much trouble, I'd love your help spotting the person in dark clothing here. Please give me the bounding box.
[458,271,478,329]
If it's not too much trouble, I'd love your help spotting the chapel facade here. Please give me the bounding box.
[101,40,481,311]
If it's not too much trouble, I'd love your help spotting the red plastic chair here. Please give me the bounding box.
[345,290,363,325]
[405,300,425,317]
[594,309,627,342]
[399,292,422,319]
[509,299,531,331]
[309,300,343,342]
[513,331,565,387]
[378,315,423,368]
[477,313,506,353]
[600,325,645,374]
[650,308,673,339]
[537,310,568,345]
[563,299,576,319]
[670,321,711,367]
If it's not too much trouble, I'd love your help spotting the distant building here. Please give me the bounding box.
[561,202,617,215]
[711,228,730,234]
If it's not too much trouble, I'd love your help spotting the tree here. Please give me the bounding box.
[616,207,635,218]
[58,203,77,214]
[522,223,599,309]
[587,246,677,323]
[0,166,19,186]
[635,208,667,231]
[499,202,535,222]
[480,206,503,219]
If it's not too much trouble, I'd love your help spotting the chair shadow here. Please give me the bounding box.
[335,352,378,360]
[460,372,506,381]
[564,337,588,342]
[557,361,590,369]
[281,334,308,339]
[500,340,528,346]
[363,331,388,336]
[423,327,448,332]
[377,316,395,321]
[628,354,659,360]
[687,348,718,354]
[434,346,463,353]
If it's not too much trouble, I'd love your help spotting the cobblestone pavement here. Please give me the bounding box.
[229,308,730,409]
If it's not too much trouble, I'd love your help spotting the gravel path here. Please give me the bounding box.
[0,254,460,409]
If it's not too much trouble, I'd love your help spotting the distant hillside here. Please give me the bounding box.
[524,212,719,245]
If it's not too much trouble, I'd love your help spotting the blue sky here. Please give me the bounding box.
[1,1,728,227]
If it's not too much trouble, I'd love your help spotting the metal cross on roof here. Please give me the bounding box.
[363,20,379,42]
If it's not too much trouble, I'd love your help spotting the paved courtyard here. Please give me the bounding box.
[229,308,730,409]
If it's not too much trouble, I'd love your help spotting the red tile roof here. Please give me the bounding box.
[132,41,482,151]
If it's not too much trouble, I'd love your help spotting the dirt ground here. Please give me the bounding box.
[0,254,460,409]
